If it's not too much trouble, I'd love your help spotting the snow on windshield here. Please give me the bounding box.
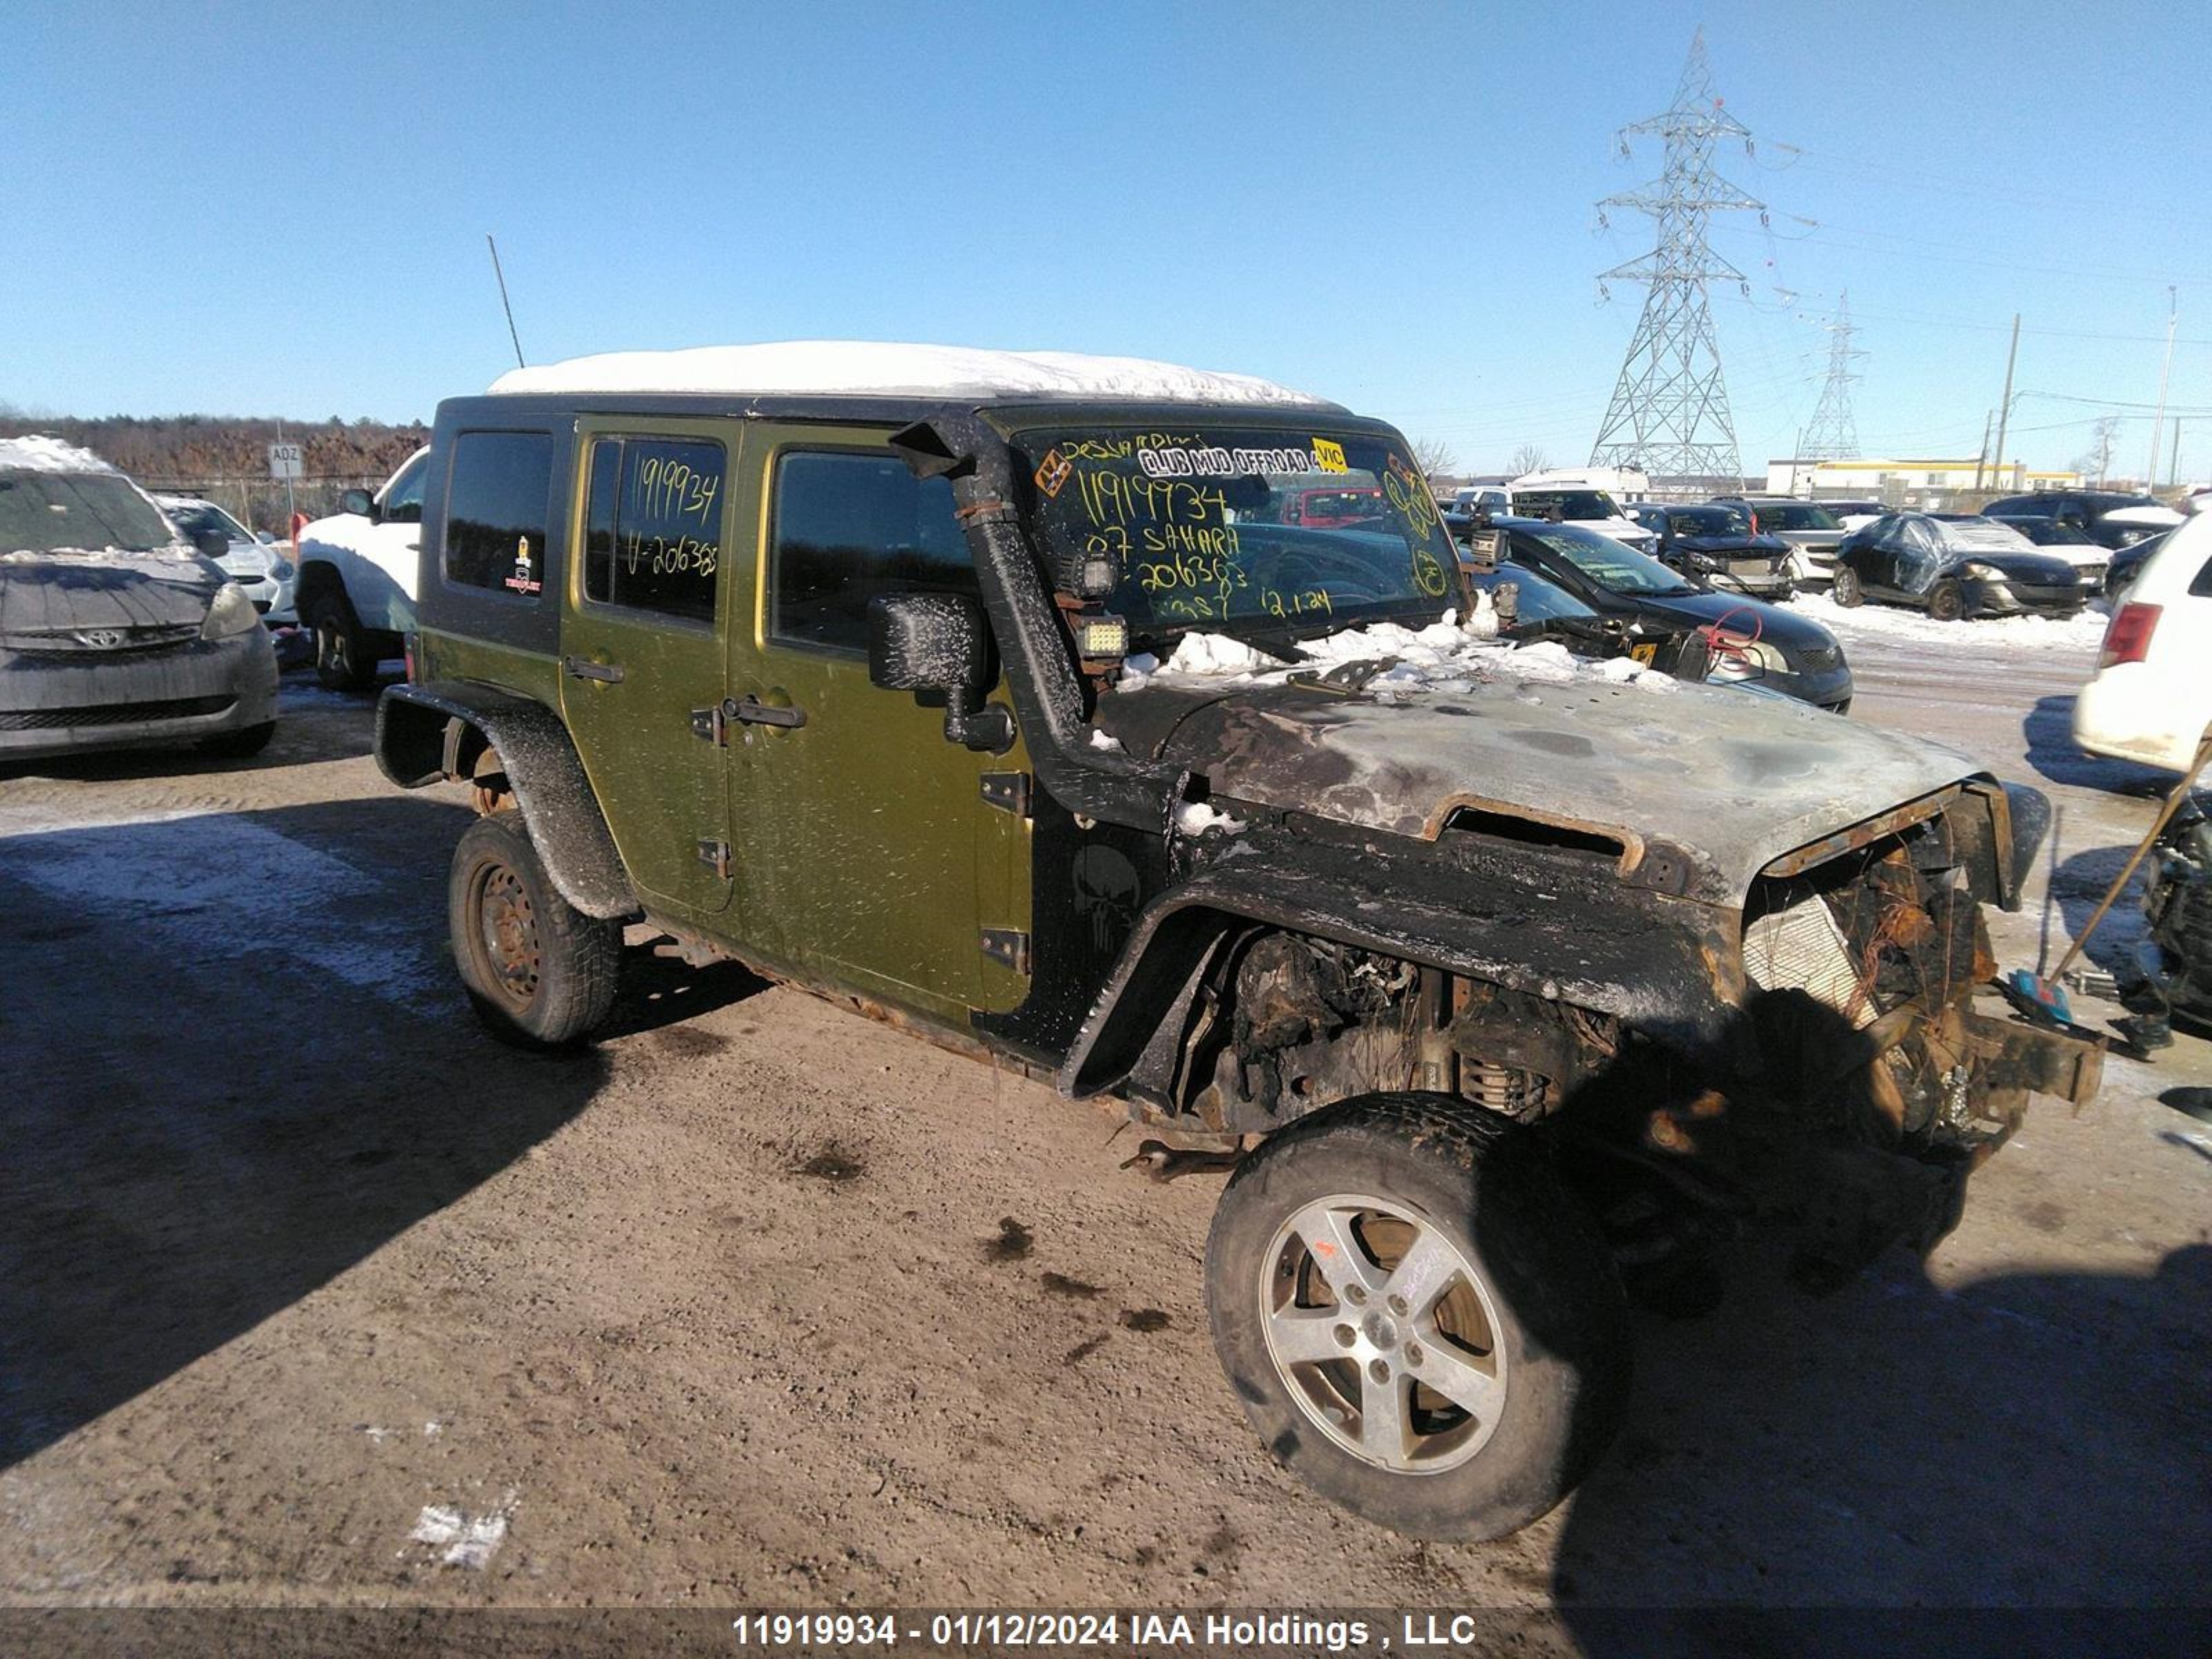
[489,341,1329,406]
[0,435,119,474]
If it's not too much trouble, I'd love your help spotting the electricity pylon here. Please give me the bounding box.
[1590,28,1765,491]
[1799,292,1866,460]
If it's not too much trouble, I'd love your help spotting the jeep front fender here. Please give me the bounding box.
[376,681,637,920]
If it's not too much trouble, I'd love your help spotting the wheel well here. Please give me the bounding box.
[294,559,345,614]
[1085,916,1619,1138]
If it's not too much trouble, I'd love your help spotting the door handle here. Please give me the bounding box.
[729,693,805,729]
[564,655,624,684]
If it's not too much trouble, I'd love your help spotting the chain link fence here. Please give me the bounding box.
[138,476,387,538]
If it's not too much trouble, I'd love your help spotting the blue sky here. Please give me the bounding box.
[7,1,2207,478]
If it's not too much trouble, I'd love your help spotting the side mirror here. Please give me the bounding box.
[339,488,375,518]
[256,530,277,544]
[191,527,232,560]
[868,592,1013,753]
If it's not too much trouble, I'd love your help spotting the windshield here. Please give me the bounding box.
[162,500,250,543]
[1750,501,1838,531]
[1512,523,1695,595]
[1016,426,1456,645]
[1512,489,1621,521]
[1667,507,1745,536]
[0,470,178,554]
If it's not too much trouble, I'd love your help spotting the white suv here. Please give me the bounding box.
[2073,510,2212,773]
[292,447,430,691]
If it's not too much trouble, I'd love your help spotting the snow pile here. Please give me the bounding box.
[1785,591,2108,655]
[1120,617,1679,699]
[1174,800,1247,836]
[490,341,1329,406]
[0,435,118,474]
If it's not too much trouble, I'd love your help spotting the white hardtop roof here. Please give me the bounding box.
[0,435,118,475]
[487,340,1329,407]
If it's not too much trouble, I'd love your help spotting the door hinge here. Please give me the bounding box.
[690,704,729,746]
[980,928,1032,975]
[696,839,732,881]
[980,771,1032,818]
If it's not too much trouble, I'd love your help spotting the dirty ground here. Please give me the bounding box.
[1,631,2207,1624]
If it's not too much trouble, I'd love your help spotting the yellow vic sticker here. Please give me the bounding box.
[1312,438,1349,474]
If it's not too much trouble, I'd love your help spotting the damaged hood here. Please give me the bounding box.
[0,553,222,640]
[1097,674,1978,906]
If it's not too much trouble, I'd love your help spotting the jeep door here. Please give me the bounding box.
[558,419,735,917]
[724,427,1031,1022]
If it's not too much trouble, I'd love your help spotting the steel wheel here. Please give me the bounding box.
[1262,1192,1507,1474]
[469,859,542,1013]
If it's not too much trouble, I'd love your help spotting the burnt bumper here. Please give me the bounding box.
[0,632,278,757]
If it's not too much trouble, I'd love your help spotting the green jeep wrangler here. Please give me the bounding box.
[375,344,2101,1541]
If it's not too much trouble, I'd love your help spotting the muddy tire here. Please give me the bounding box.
[196,720,275,759]
[1928,579,1966,622]
[1830,565,1864,608]
[1204,1091,1630,1541]
[306,590,378,693]
[449,811,621,1048]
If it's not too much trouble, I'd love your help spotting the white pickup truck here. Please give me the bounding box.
[293,447,429,691]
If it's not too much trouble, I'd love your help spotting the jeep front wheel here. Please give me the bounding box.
[449,811,621,1047]
[1205,1092,1630,1541]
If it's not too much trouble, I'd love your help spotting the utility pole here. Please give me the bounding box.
[2173,419,2184,489]
[2147,285,2178,489]
[1974,410,1994,491]
[1588,28,1765,492]
[1990,313,2021,494]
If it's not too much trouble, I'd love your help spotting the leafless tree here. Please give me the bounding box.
[1509,442,1550,477]
[1411,436,1458,480]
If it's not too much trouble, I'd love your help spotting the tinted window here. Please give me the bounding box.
[1509,525,1694,596]
[383,451,430,524]
[163,500,250,542]
[2193,550,2212,599]
[769,451,969,653]
[1666,507,1743,535]
[582,436,725,623]
[443,433,554,597]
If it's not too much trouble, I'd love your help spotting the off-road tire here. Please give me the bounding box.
[1204,1091,1631,1541]
[1830,565,1864,608]
[449,810,621,1048]
[196,720,276,759]
[1928,579,1967,622]
[306,590,379,693]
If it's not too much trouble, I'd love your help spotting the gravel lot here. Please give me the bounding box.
[3,619,2208,1631]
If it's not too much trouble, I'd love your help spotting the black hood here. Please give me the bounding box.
[1669,532,1791,558]
[1630,590,1841,650]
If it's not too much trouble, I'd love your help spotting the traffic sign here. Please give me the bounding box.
[268,442,305,480]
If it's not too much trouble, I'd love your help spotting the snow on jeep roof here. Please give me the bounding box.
[0,435,119,474]
[487,341,1329,406]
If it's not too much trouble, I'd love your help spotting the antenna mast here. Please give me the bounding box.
[1589,28,1765,492]
[487,234,525,369]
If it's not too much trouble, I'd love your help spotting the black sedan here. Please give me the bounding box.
[1624,502,1797,599]
[1447,514,1853,711]
[1831,514,2095,619]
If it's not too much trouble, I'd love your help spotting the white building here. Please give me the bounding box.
[1765,457,2083,506]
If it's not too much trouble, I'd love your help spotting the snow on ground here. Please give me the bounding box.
[1785,590,2110,656]
[0,801,445,1013]
[1118,615,1678,698]
[490,341,1328,406]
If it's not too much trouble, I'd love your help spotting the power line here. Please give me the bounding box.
[1588,28,1763,487]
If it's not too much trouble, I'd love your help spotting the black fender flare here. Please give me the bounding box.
[375,681,637,920]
